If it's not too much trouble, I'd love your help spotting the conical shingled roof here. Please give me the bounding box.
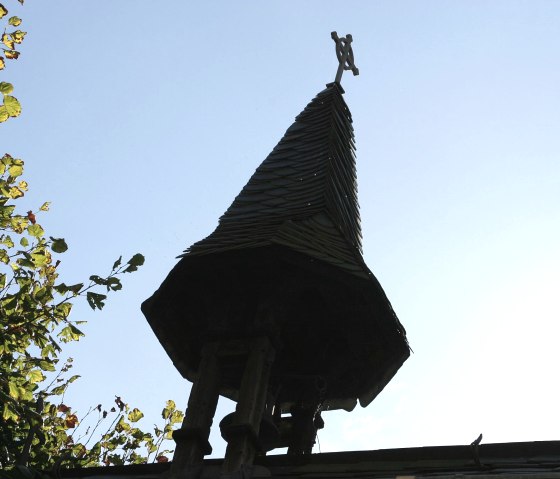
[142,80,409,412]
[184,82,368,278]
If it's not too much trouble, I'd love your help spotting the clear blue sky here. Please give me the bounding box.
[3,1,560,455]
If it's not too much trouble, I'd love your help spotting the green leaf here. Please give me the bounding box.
[55,301,73,318]
[124,253,145,272]
[54,283,69,294]
[50,237,68,253]
[39,359,56,372]
[67,374,81,384]
[116,416,131,433]
[86,291,106,310]
[31,251,50,266]
[51,384,67,395]
[59,324,84,342]
[112,255,122,270]
[66,283,83,295]
[41,344,55,358]
[107,277,122,291]
[0,205,16,218]
[27,223,44,238]
[89,275,107,286]
[19,236,28,247]
[4,95,21,117]
[0,81,13,95]
[127,408,144,423]
[18,387,33,401]
[8,16,21,26]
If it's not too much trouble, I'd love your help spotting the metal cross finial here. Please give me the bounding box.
[331,31,359,84]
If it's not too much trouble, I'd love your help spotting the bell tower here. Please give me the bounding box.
[142,32,409,478]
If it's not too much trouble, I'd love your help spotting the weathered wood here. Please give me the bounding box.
[171,343,221,478]
[221,337,275,477]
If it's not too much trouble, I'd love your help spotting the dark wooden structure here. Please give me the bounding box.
[61,441,560,479]
[142,33,409,478]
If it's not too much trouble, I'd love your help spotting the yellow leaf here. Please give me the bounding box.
[8,381,19,399]
[11,30,26,44]
[18,180,28,191]
[2,403,19,422]
[39,202,51,211]
[0,82,13,95]
[8,164,22,177]
[9,186,23,199]
[0,57,4,70]
[4,50,19,60]
[0,105,8,123]
[19,387,33,401]
[29,370,46,384]
[4,96,21,117]
[0,5,7,19]
[2,33,14,50]
[8,16,21,27]
[127,407,144,423]
[10,218,27,233]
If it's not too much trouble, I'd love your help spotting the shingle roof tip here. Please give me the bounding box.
[182,82,367,277]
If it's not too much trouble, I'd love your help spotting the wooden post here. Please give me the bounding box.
[221,337,275,477]
[171,343,221,478]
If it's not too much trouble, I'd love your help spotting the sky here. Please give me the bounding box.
[3,0,560,457]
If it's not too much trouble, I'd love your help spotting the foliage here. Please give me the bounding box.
[0,1,25,122]
[0,157,184,471]
[0,1,184,474]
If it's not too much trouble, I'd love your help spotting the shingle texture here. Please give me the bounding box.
[183,82,368,278]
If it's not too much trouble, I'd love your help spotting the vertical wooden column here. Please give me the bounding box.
[221,337,275,477]
[171,343,221,478]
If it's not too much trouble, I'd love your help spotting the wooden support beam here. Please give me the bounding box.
[221,337,275,477]
[171,343,221,478]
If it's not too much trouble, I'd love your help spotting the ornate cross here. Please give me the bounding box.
[331,31,359,84]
